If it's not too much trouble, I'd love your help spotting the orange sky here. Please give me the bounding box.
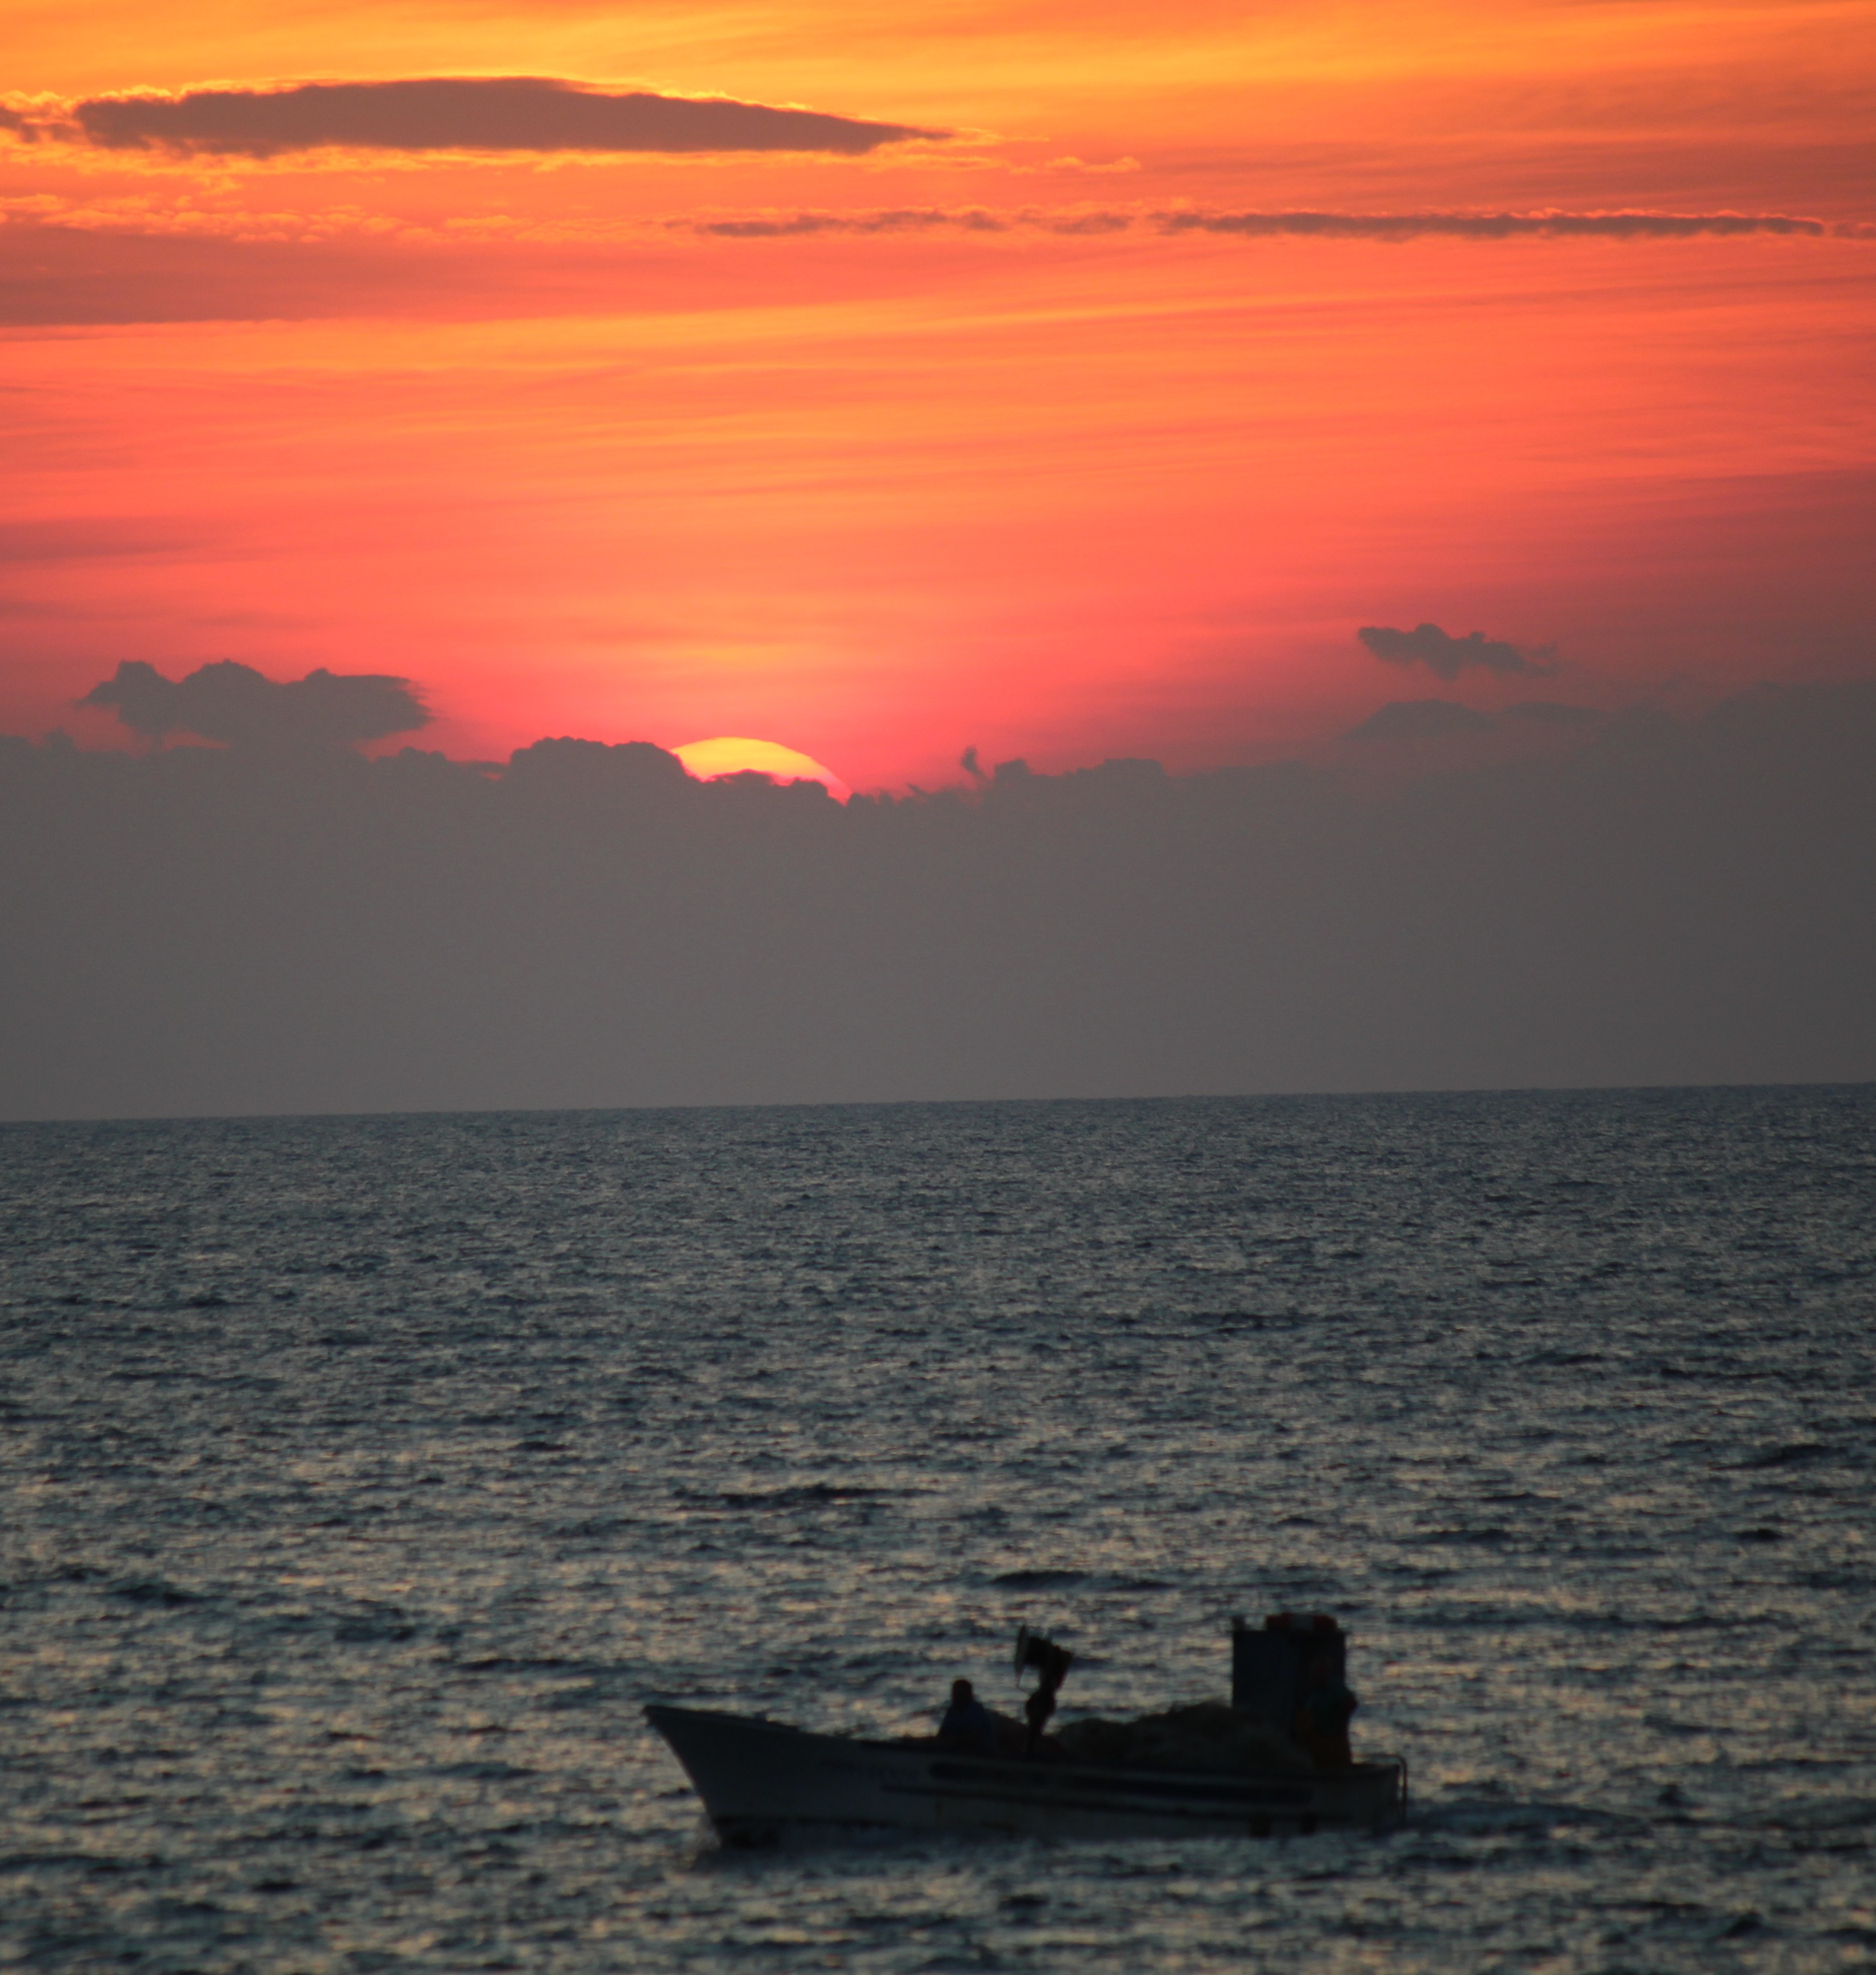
[3,0,1873,788]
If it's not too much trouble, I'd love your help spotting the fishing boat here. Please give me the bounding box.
[646,1615,1407,1845]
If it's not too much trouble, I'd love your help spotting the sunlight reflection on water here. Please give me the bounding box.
[2,1088,1873,1970]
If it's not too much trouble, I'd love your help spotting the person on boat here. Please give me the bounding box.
[938,1678,998,1753]
[1293,1653,1358,1768]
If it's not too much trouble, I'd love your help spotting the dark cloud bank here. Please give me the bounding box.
[3,675,1872,1120]
[44,78,938,158]
[1343,698,1605,741]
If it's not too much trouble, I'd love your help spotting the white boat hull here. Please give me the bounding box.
[645,1705,1406,1844]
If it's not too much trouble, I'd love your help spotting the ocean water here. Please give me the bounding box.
[2,1087,1874,1974]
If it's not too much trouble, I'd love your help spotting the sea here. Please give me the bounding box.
[2,1087,1873,1974]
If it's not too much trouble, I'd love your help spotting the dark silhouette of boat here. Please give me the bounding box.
[646,1616,1407,1844]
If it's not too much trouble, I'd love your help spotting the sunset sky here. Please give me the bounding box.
[5,0,1873,790]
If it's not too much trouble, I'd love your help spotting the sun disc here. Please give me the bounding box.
[673,736,850,803]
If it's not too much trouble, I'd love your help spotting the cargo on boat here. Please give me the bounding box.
[646,1615,1407,1845]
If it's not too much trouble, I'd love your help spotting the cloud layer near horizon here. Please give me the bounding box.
[3,679,1870,1120]
[19,78,939,158]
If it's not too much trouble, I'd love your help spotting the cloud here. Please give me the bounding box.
[0,518,196,565]
[1358,622,1558,680]
[693,208,1009,238]
[0,221,625,328]
[1343,698,1498,741]
[0,213,1137,330]
[686,206,1131,238]
[1,202,1851,333]
[1157,209,1833,241]
[78,659,429,751]
[3,679,1872,1118]
[51,78,942,159]
[504,734,693,802]
[1503,700,1604,727]
[670,203,1866,246]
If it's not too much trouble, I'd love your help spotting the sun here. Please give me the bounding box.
[673,736,851,803]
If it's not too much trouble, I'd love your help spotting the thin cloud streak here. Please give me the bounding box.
[681,206,1850,241]
[27,78,941,158]
[687,208,1134,237]
[1159,209,1835,240]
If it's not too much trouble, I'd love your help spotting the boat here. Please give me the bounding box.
[645,1614,1407,1845]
